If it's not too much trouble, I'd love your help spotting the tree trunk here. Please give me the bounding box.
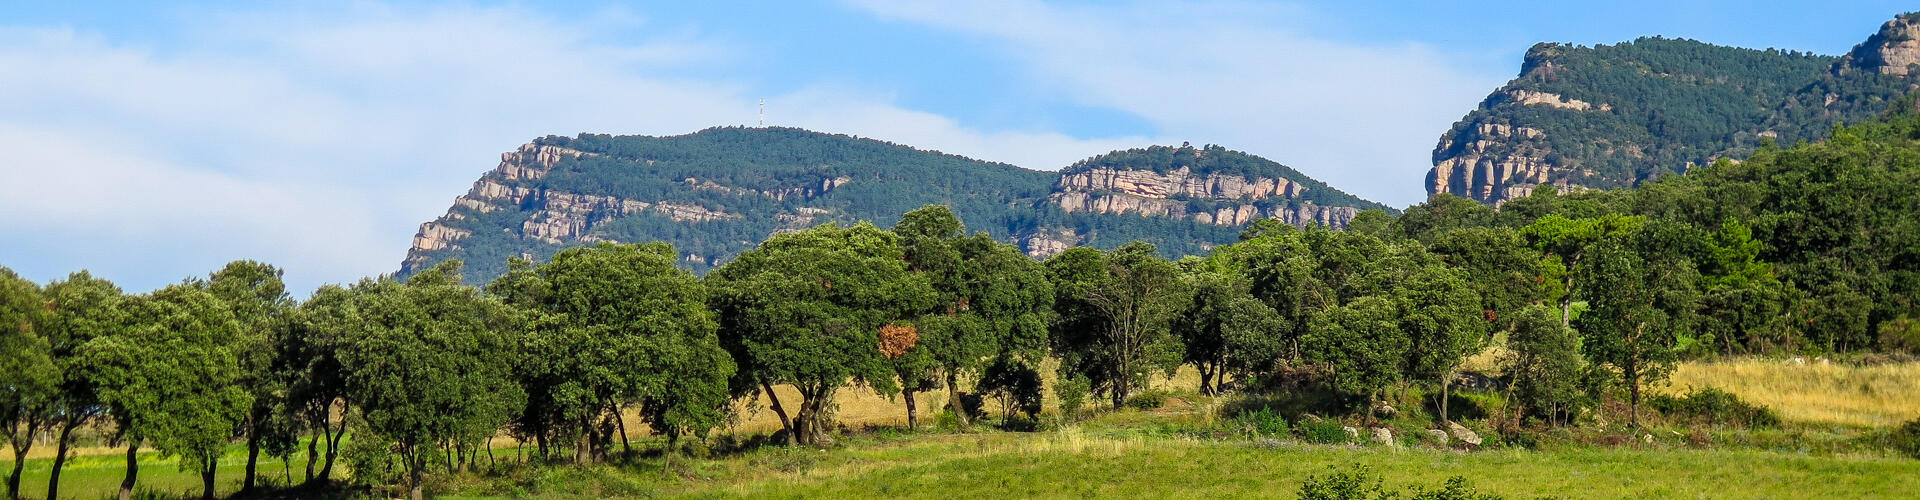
[1197,364,1213,395]
[116,439,139,500]
[47,418,77,500]
[7,419,34,500]
[200,460,216,500]
[761,380,795,444]
[903,390,919,430]
[320,410,347,481]
[407,459,425,500]
[1440,374,1451,424]
[614,405,631,455]
[244,434,262,493]
[304,429,319,484]
[945,373,970,428]
[575,420,594,464]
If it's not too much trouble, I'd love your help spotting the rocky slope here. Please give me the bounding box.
[400,130,1388,283]
[1430,13,1920,204]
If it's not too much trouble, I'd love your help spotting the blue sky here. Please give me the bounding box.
[1,1,1912,295]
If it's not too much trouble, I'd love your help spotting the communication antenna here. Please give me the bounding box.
[758,98,766,127]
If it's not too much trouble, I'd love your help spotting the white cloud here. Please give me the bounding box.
[0,3,1151,294]
[847,0,1506,207]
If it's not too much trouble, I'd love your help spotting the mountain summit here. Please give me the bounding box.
[1428,12,1920,204]
[401,128,1388,283]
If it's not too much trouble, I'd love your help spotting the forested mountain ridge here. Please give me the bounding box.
[400,128,1389,283]
[1429,12,1920,204]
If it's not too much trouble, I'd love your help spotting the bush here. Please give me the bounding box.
[1881,316,1920,354]
[1300,417,1351,444]
[1231,406,1291,437]
[1647,387,1780,428]
[1126,390,1169,410]
[1057,374,1092,420]
[1890,418,1920,459]
[1298,464,1503,500]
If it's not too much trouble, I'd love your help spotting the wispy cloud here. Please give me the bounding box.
[0,3,1151,294]
[846,0,1505,207]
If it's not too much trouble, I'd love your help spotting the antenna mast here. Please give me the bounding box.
[758,98,765,127]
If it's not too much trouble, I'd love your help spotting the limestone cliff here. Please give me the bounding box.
[399,128,1389,283]
[1427,13,1920,205]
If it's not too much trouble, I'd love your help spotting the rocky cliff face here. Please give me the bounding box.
[1839,14,1920,76]
[1049,167,1357,228]
[402,141,768,273]
[400,129,1390,283]
[1427,13,1920,205]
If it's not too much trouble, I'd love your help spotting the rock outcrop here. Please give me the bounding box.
[1050,167,1357,228]
[1838,14,1920,76]
[1429,13,1920,206]
[1426,123,1568,204]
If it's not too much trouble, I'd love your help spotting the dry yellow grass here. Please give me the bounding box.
[1663,358,1920,427]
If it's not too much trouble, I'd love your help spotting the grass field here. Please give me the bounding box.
[1664,358,1920,427]
[6,359,1918,498]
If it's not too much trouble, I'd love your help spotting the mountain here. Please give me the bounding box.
[1429,13,1920,204]
[400,127,1390,283]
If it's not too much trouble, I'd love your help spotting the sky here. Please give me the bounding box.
[1,1,1913,296]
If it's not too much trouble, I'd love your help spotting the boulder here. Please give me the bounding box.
[1445,421,1482,446]
[1372,427,1395,447]
[1427,429,1450,447]
[1342,426,1360,441]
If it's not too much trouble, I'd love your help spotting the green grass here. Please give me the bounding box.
[437,406,1920,499]
[1,444,311,500]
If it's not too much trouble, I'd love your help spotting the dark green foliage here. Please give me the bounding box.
[1890,419,1920,459]
[1230,406,1291,437]
[333,262,526,500]
[1299,419,1352,445]
[1647,388,1781,428]
[198,260,298,493]
[1504,305,1587,425]
[1882,316,1920,354]
[1046,243,1189,408]
[1304,296,1406,406]
[708,222,937,445]
[1572,222,1701,426]
[1298,464,1503,500]
[976,356,1043,420]
[1055,374,1092,421]
[0,267,57,500]
[84,283,252,500]
[1175,263,1284,395]
[1125,390,1170,411]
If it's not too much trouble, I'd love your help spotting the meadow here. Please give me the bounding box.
[5,358,1918,499]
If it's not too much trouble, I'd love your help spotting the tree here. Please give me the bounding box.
[1396,264,1488,423]
[1504,305,1587,426]
[283,284,359,484]
[1573,224,1700,426]
[1174,266,1282,395]
[709,223,936,445]
[1047,242,1188,408]
[505,242,732,458]
[83,284,251,500]
[1218,224,1327,364]
[0,268,56,500]
[1523,214,1643,325]
[974,356,1042,421]
[37,272,121,500]
[199,261,297,493]
[1303,296,1406,414]
[336,262,525,500]
[893,206,1052,428]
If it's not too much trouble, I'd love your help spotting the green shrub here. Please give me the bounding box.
[1126,390,1169,410]
[1057,374,1092,420]
[1299,464,1503,500]
[1881,316,1920,354]
[1648,387,1781,428]
[1300,418,1351,444]
[1232,406,1291,437]
[1890,418,1920,459]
